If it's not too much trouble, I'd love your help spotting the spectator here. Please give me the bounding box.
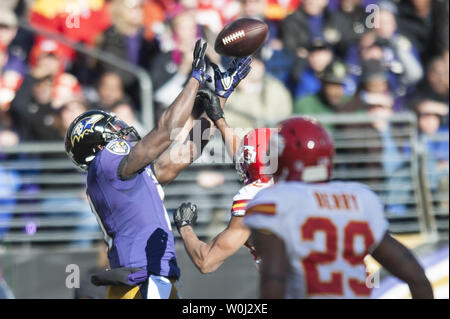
[0,0,23,12]
[97,0,159,95]
[414,99,449,171]
[366,92,396,133]
[28,38,67,77]
[10,47,82,141]
[51,71,84,111]
[149,9,201,115]
[4,0,32,17]
[0,127,19,149]
[346,2,424,103]
[93,72,132,111]
[336,88,400,207]
[334,0,370,44]
[196,0,240,33]
[374,2,423,86]
[368,91,409,215]
[405,99,449,210]
[10,73,58,141]
[280,0,353,62]
[412,56,449,105]
[349,89,411,215]
[142,0,169,41]
[239,0,294,84]
[29,0,111,63]
[0,34,21,238]
[1,47,21,112]
[0,106,20,241]
[0,10,19,56]
[0,105,19,148]
[240,0,280,42]
[397,0,449,63]
[0,11,24,109]
[265,0,301,21]
[290,38,334,99]
[224,57,292,130]
[0,162,21,241]
[344,31,387,97]
[345,59,398,112]
[294,60,351,130]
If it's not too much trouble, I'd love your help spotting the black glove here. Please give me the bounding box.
[197,88,224,123]
[173,202,198,231]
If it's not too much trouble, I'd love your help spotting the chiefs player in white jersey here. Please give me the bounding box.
[244,116,433,299]
[173,56,277,273]
[175,126,275,273]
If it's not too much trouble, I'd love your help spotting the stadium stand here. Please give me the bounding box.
[0,113,447,245]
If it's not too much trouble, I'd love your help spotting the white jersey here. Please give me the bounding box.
[231,179,273,217]
[243,181,389,299]
[230,179,273,264]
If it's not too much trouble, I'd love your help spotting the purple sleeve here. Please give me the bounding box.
[96,140,138,189]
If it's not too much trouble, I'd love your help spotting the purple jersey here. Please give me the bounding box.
[86,139,180,279]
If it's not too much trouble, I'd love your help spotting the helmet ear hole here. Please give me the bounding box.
[237,128,274,185]
[65,109,116,171]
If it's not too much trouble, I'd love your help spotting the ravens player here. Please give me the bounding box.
[65,40,214,299]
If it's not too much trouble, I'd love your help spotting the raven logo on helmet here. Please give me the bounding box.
[71,114,104,147]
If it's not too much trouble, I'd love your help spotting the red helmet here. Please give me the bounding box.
[236,128,275,185]
[275,116,334,182]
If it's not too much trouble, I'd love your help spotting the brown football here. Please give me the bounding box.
[214,18,269,58]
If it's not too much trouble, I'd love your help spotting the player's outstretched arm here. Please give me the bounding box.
[205,58,252,160]
[153,116,213,186]
[174,203,251,274]
[121,40,209,177]
[252,229,289,299]
[371,233,434,299]
[197,89,241,160]
[215,116,241,162]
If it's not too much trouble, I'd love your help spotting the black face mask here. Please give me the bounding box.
[105,117,142,143]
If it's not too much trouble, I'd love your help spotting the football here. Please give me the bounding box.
[214,18,269,58]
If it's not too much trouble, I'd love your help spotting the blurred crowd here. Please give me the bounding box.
[0,0,447,142]
[0,0,449,238]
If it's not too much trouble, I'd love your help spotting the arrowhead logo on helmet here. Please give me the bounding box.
[236,128,276,185]
[242,145,257,164]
